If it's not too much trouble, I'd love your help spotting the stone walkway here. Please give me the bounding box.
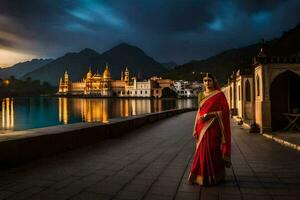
[0,111,300,200]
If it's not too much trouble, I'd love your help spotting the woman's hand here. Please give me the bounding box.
[193,131,198,140]
[200,113,208,121]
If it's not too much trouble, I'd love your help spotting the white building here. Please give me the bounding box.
[124,77,152,97]
[174,80,198,97]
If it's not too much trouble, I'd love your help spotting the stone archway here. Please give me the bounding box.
[270,70,300,131]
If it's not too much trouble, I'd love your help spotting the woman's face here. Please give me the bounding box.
[203,77,214,90]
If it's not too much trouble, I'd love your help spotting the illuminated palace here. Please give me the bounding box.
[58,65,174,97]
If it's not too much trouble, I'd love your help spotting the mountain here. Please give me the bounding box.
[99,43,167,79]
[0,58,54,79]
[161,61,177,69]
[161,43,263,83]
[268,23,300,56]
[162,23,300,83]
[22,43,167,86]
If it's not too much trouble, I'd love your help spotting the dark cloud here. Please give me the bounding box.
[109,0,218,33]
[230,0,283,12]
[0,0,299,64]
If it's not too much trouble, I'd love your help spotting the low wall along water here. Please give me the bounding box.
[0,108,197,168]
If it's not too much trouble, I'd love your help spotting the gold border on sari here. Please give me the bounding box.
[196,117,216,149]
[193,90,221,138]
[216,111,226,144]
[199,90,221,109]
[188,173,204,185]
[188,172,222,186]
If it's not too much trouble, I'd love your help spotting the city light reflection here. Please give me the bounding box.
[0,97,195,131]
[1,98,14,130]
[58,97,68,124]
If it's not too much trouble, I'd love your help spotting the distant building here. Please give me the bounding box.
[59,66,128,96]
[173,80,200,98]
[125,77,152,97]
[58,66,176,98]
[150,76,176,98]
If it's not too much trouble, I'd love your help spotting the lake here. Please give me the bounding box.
[0,96,197,132]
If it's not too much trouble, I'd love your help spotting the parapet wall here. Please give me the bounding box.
[0,108,197,168]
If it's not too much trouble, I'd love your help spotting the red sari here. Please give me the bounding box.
[188,90,231,185]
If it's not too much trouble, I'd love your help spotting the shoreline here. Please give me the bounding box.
[1,94,197,100]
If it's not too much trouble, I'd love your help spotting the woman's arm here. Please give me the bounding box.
[199,111,218,121]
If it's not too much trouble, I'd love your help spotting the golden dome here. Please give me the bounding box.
[103,65,111,78]
[86,67,92,78]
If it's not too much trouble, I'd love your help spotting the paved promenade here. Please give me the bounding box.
[0,111,300,200]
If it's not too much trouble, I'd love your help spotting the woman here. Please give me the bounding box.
[188,73,231,186]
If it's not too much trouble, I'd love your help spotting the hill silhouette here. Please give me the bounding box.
[0,58,53,79]
[162,23,300,83]
[22,43,166,86]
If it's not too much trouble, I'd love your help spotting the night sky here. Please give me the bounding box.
[0,0,299,67]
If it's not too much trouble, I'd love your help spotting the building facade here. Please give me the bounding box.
[58,66,174,98]
[173,80,201,97]
[225,48,300,132]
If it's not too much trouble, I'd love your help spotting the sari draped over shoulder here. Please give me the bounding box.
[188,90,231,186]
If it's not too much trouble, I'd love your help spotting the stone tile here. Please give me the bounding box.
[115,190,144,200]
[174,191,199,200]
[29,189,73,200]
[86,183,123,195]
[266,188,297,196]
[200,192,219,200]
[236,176,258,182]
[122,184,149,193]
[149,184,177,196]
[49,176,81,190]
[144,194,173,200]
[5,187,45,200]
[55,181,89,196]
[177,183,199,193]
[101,176,132,186]
[240,187,268,195]
[70,191,111,200]
[238,181,263,188]
[3,182,34,193]
[0,190,14,200]
[78,174,106,185]
[219,194,242,200]
[272,196,300,200]
[218,186,240,195]
[131,178,156,185]
[243,195,272,200]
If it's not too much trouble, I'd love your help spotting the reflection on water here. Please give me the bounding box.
[0,97,197,131]
[1,98,14,130]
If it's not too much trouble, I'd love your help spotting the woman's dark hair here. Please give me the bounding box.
[202,73,216,81]
[202,73,220,90]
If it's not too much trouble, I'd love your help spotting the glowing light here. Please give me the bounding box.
[10,99,14,128]
[59,98,62,122]
[6,98,10,128]
[3,80,10,85]
[58,97,68,124]
[1,98,14,130]
[63,98,68,124]
[2,100,5,129]
[0,49,36,67]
